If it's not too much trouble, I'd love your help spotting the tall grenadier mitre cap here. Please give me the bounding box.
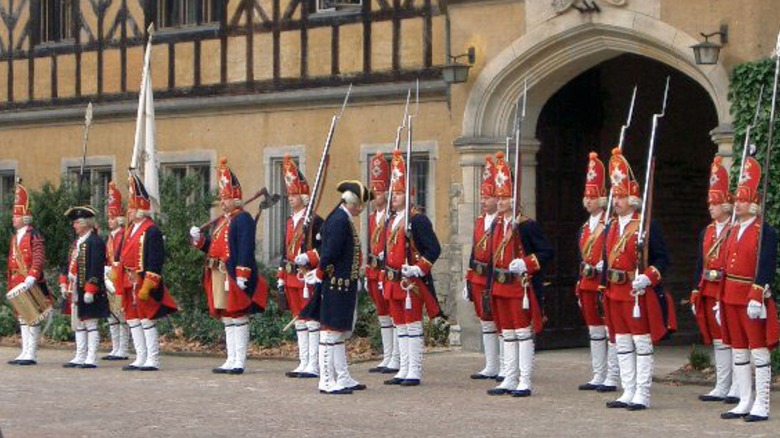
[493,151,513,199]
[107,181,123,218]
[735,156,761,204]
[128,173,152,212]
[217,157,243,200]
[369,152,390,193]
[708,155,732,205]
[283,154,310,196]
[13,178,30,218]
[584,152,607,200]
[608,148,639,199]
[481,155,497,197]
[390,150,407,194]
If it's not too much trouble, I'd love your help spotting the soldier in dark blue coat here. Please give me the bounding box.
[300,180,372,395]
[60,206,110,369]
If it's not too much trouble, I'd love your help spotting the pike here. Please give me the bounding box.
[383,90,412,216]
[605,86,637,223]
[752,32,780,316]
[632,77,670,319]
[511,80,527,226]
[77,102,94,199]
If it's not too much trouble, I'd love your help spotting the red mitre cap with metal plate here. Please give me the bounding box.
[481,155,497,197]
[609,148,639,198]
[735,156,761,204]
[217,157,243,200]
[128,173,151,211]
[493,151,513,199]
[107,181,124,218]
[390,149,407,194]
[707,155,732,205]
[369,151,390,193]
[584,152,606,199]
[13,178,30,217]
[283,154,310,196]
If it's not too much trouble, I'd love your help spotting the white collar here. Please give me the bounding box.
[111,227,122,238]
[130,219,146,236]
[618,213,633,235]
[737,216,757,240]
[484,212,497,231]
[77,230,92,246]
[292,209,305,227]
[392,210,405,230]
[374,208,386,224]
[15,226,28,244]
[714,218,729,237]
[588,211,603,233]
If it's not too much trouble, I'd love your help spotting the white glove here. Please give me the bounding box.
[378,281,384,292]
[236,277,247,290]
[377,252,385,261]
[189,226,201,241]
[304,270,321,285]
[104,265,112,277]
[60,284,69,298]
[747,300,763,319]
[713,302,721,326]
[691,304,696,316]
[462,283,470,301]
[294,253,310,266]
[22,276,36,290]
[83,293,95,304]
[508,259,527,275]
[277,279,285,288]
[631,274,651,292]
[595,260,604,274]
[362,278,368,293]
[401,264,424,278]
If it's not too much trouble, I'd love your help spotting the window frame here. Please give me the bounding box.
[37,0,76,45]
[156,0,224,30]
[0,165,17,212]
[157,150,216,209]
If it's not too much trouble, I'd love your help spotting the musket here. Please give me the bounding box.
[751,32,780,312]
[383,90,412,216]
[730,85,764,226]
[633,77,670,318]
[400,80,420,296]
[605,86,637,223]
[297,84,352,291]
[198,187,280,232]
[77,102,94,200]
[511,80,527,225]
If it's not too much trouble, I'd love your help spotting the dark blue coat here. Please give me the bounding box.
[61,232,110,319]
[300,206,360,331]
[516,218,554,303]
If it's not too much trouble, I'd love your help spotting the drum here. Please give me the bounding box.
[104,276,124,317]
[6,283,52,325]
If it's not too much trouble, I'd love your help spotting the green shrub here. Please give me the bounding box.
[0,303,16,337]
[688,344,712,371]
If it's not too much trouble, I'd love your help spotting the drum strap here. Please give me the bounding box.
[11,237,29,277]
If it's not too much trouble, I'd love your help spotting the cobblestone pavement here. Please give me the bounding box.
[0,345,777,437]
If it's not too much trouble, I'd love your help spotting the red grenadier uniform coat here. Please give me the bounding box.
[7,180,50,308]
[366,152,391,317]
[465,155,498,322]
[576,152,607,327]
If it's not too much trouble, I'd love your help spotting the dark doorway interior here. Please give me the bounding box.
[535,53,718,349]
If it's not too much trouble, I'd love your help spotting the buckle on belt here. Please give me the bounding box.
[607,269,627,285]
[368,255,384,269]
[386,268,401,282]
[284,260,295,274]
[580,263,596,279]
[704,269,723,282]
[493,269,514,284]
[474,262,488,276]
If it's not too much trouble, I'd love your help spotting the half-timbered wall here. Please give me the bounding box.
[0,0,445,108]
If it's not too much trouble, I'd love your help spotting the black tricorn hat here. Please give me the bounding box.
[337,180,373,203]
[64,205,98,221]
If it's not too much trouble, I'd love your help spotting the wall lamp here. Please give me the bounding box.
[442,47,476,84]
[691,24,728,65]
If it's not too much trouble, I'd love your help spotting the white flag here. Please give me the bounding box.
[130,25,159,211]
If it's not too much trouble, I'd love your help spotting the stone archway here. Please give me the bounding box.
[453,9,733,350]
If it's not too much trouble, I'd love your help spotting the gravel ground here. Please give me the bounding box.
[0,345,777,438]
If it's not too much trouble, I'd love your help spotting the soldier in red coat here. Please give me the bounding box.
[576,152,619,392]
[102,181,130,361]
[111,174,178,371]
[382,150,442,387]
[690,156,739,403]
[719,156,778,422]
[464,155,501,380]
[191,158,268,374]
[365,152,399,374]
[6,179,49,366]
[277,154,323,378]
[486,152,553,397]
[602,148,673,411]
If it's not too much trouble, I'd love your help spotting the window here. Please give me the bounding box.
[158,0,222,28]
[267,156,294,263]
[314,0,361,13]
[66,165,112,208]
[39,0,74,43]
[0,171,15,212]
[161,161,211,203]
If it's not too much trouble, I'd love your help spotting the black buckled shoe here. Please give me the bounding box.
[228,368,244,375]
[606,400,628,409]
[495,376,505,383]
[596,385,617,393]
[510,389,532,398]
[471,373,498,380]
[139,366,159,372]
[285,371,300,378]
[212,368,230,374]
[16,360,36,366]
[487,388,509,396]
[381,368,400,374]
[369,366,386,373]
[578,383,601,391]
[348,384,367,391]
[400,379,420,387]
[122,364,140,371]
[384,377,404,385]
[626,403,647,411]
[7,359,20,365]
[103,355,129,361]
[743,414,768,422]
[720,411,748,420]
[699,394,725,402]
[326,388,353,395]
[723,397,740,405]
[78,363,97,369]
[297,372,318,379]
[62,362,81,368]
